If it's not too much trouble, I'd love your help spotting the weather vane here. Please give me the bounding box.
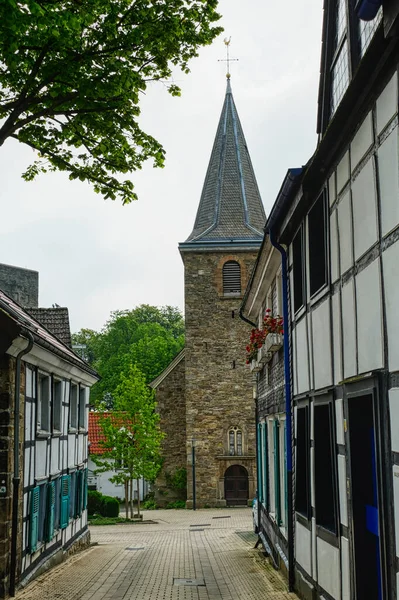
[218,37,239,79]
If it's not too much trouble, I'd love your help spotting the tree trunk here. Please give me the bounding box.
[136,478,141,518]
[124,481,129,520]
[129,478,133,518]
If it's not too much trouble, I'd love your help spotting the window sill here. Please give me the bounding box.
[309,284,329,307]
[316,524,339,548]
[296,511,311,530]
[68,428,78,434]
[52,430,62,438]
[78,427,87,434]
[36,430,51,439]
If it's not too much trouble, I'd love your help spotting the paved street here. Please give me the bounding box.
[16,508,297,600]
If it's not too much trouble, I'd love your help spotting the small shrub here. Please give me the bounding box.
[165,500,186,509]
[142,499,157,510]
[88,490,103,516]
[101,495,120,518]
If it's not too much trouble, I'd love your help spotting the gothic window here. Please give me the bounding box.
[223,261,241,295]
[228,427,243,456]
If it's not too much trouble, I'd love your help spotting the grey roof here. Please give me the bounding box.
[182,79,266,246]
[27,307,72,348]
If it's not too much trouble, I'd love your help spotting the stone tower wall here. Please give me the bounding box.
[0,264,38,308]
[154,356,186,506]
[183,250,258,507]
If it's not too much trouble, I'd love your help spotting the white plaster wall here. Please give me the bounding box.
[382,240,399,371]
[332,292,342,385]
[296,521,312,575]
[329,172,336,206]
[342,279,357,378]
[316,536,341,599]
[50,438,60,474]
[341,537,350,600]
[25,401,32,442]
[338,191,353,274]
[77,435,84,465]
[296,317,310,394]
[88,457,147,499]
[312,517,317,581]
[330,210,340,283]
[68,434,76,467]
[352,158,378,261]
[379,127,399,238]
[389,389,399,452]
[376,73,398,134]
[307,311,314,391]
[35,440,47,478]
[337,151,350,193]
[337,455,348,527]
[351,111,373,170]
[335,398,344,445]
[355,259,383,373]
[311,299,332,390]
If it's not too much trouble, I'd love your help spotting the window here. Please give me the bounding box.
[69,384,78,429]
[261,422,268,509]
[26,366,36,399]
[292,228,305,313]
[308,194,328,296]
[359,8,382,56]
[53,380,63,432]
[223,261,241,295]
[228,427,243,456]
[268,419,276,514]
[257,424,263,503]
[79,386,87,429]
[314,403,338,533]
[37,373,50,432]
[296,406,311,519]
[330,0,350,116]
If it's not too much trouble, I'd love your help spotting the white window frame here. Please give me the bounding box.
[69,383,78,430]
[267,418,276,516]
[279,416,287,531]
[79,386,87,430]
[53,379,63,433]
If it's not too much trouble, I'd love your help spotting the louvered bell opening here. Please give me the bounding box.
[223,261,241,295]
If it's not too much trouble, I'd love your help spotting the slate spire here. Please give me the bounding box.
[181,79,266,248]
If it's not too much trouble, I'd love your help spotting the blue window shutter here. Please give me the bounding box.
[29,486,40,553]
[262,423,268,510]
[83,468,88,510]
[46,481,56,542]
[274,420,281,525]
[60,475,70,529]
[257,424,263,503]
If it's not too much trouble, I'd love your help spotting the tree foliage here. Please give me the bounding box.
[0,0,222,203]
[73,304,184,406]
[93,364,164,517]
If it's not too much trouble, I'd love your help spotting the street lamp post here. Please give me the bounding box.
[191,438,196,511]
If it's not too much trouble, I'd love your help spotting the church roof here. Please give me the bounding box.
[181,79,266,249]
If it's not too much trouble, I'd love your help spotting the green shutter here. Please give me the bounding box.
[257,424,263,503]
[29,486,40,553]
[60,475,70,529]
[83,468,88,510]
[274,420,282,525]
[262,422,268,510]
[46,481,56,542]
[75,471,85,518]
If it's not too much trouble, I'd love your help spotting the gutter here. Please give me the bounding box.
[10,331,34,597]
[268,228,294,593]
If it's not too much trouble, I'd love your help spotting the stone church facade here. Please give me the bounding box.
[151,78,266,507]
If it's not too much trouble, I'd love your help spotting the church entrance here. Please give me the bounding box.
[224,465,249,506]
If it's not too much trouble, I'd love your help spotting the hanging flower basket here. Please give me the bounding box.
[245,309,283,366]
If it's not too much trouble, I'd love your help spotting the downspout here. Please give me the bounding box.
[10,332,34,597]
[268,228,295,593]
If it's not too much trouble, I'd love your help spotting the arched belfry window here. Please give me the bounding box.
[223,261,241,295]
[229,427,243,456]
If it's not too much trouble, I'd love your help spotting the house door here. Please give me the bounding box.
[347,393,382,600]
[224,465,248,506]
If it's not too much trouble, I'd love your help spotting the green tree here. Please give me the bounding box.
[82,305,184,406]
[0,1,222,203]
[71,328,99,364]
[93,365,163,517]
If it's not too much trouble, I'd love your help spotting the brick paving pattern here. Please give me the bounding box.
[16,508,297,600]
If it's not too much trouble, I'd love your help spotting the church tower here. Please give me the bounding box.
[179,78,266,507]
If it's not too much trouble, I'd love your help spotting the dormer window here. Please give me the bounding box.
[223,261,241,296]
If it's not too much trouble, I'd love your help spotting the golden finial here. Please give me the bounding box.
[218,37,238,79]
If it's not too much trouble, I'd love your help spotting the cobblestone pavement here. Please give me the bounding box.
[16,508,298,600]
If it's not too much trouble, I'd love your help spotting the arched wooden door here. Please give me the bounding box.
[224,465,249,506]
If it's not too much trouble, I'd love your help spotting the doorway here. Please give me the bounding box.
[347,393,382,600]
[224,465,248,506]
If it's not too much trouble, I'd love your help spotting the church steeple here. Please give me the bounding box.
[180,79,266,249]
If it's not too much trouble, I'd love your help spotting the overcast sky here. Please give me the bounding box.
[0,1,323,334]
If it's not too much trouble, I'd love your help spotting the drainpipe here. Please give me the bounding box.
[10,332,34,597]
[268,228,295,593]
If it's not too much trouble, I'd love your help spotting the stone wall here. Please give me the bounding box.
[0,264,38,308]
[182,250,258,507]
[0,354,25,597]
[154,356,186,506]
